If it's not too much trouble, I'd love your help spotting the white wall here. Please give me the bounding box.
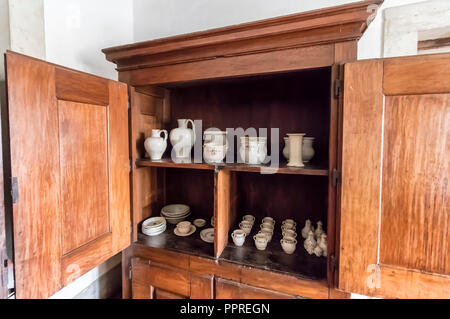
[133,0,361,42]
[44,0,134,80]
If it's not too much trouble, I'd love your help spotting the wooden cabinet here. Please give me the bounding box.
[1,1,448,299]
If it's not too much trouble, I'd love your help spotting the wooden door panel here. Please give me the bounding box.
[340,53,450,299]
[59,101,110,253]
[5,51,130,298]
[380,94,450,275]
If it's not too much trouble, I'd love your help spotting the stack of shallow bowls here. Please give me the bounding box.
[142,217,167,236]
[161,204,191,224]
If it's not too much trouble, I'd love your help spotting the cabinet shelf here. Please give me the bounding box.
[137,224,326,281]
[135,158,329,176]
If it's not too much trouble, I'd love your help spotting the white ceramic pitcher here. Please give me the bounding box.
[170,119,196,159]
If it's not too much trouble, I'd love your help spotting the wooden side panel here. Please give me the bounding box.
[384,53,450,95]
[130,87,169,241]
[339,60,384,295]
[216,278,297,299]
[215,169,230,258]
[58,101,109,253]
[6,52,62,298]
[380,94,450,274]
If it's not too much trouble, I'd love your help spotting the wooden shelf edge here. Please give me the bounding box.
[135,158,329,176]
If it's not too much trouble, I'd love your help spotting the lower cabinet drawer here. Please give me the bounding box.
[131,257,190,299]
[215,278,299,299]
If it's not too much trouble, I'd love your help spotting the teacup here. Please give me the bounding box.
[282,229,297,239]
[258,230,273,242]
[177,221,191,234]
[239,220,253,235]
[231,229,247,247]
[253,233,268,250]
[242,215,255,224]
[282,219,297,228]
[280,237,297,255]
[262,217,275,226]
[260,222,274,231]
[281,223,296,232]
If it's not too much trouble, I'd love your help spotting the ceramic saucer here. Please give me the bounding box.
[193,219,206,227]
[200,228,215,243]
[174,225,196,237]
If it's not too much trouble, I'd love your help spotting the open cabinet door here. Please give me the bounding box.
[339,53,450,299]
[5,51,130,299]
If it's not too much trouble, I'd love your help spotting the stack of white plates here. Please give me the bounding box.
[161,204,191,224]
[142,217,167,236]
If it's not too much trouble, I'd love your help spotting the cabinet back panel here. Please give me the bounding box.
[58,101,110,254]
[164,169,214,220]
[235,172,328,229]
[169,68,331,166]
[380,94,450,275]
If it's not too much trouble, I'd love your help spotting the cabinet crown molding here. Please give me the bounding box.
[102,0,383,72]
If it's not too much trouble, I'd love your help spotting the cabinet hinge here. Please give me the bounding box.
[334,79,343,99]
[11,177,19,204]
[128,264,132,280]
[332,169,341,187]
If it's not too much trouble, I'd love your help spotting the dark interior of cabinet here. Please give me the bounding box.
[137,168,215,258]
[136,67,333,280]
[220,171,328,280]
[165,67,332,166]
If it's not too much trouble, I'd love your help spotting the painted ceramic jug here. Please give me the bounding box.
[169,119,196,159]
[144,129,168,160]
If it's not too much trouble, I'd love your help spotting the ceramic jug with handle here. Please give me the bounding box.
[144,129,168,160]
[170,119,196,159]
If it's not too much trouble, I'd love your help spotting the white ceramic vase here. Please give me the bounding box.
[144,129,168,160]
[170,119,196,159]
[283,136,315,163]
[302,137,315,163]
[287,133,305,167]
[318,233,328,257]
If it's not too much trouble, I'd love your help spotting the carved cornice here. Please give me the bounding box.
[103,0,382,72]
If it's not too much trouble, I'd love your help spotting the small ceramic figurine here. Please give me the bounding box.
[318,233,328,257]
[304,230,316,255]
[314,221,324,239]
[301,219,312,239]
[313,245,323,257]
